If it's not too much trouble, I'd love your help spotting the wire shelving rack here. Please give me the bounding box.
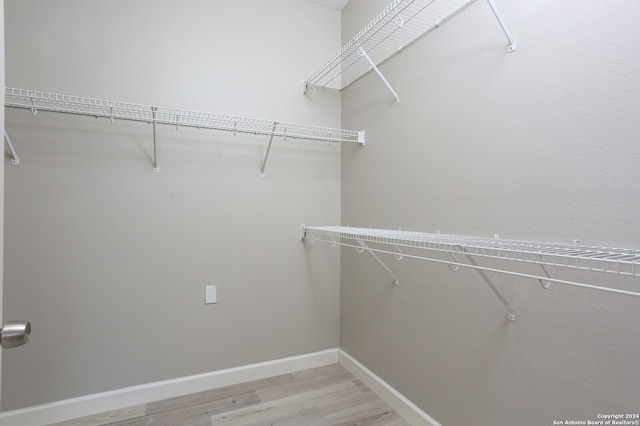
[4,87,365,174]
[301,226,640,320]
[303,0,515,103]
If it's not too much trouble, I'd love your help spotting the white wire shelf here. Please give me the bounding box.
[4,87,365,174]
[303,0,515,102]
[302,226,640,277]
[5,87,364,144]
[301,226,640,318]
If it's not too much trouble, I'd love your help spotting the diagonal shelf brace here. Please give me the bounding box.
[151,107,159,173]
[260,122,278,178]
[358,240,400,286]
[357,47,400,104]
[462,250,516,321]
[486,0,517,52]
[4,130,20,166]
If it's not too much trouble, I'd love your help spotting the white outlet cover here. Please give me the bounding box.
[205,285,217,304]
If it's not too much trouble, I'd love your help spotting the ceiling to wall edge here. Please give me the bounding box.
[306,0,350,10]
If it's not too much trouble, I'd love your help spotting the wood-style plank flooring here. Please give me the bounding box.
[51,364,411,426]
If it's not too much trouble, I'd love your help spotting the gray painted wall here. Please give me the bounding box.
[340,0,640,425]
[0,0,5,409]
[2,0,341,411]
[5,0,640,421]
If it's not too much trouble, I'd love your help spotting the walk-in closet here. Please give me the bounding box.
[1,1,638,425]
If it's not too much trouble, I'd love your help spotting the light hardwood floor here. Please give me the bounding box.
[51,364,411,426]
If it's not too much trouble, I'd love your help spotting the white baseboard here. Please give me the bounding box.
[0,349,339,426]
[1,349,439,426]
[338,349,442,426]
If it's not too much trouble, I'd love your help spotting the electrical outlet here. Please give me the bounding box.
[205,285,217,304]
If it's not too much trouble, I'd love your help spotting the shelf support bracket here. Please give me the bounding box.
[357,46,400,104]
[463,251,516,321]
[357,240,400,286]
[260,122,278,178]
[486,0,516,52]
[303,81,320,96]
[4,130,20,166]
[151,107,159,172]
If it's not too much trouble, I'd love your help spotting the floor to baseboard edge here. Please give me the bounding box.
[0,348,339,426]
[338,349,442,426]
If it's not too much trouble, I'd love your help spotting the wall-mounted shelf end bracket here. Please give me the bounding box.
[4,130,20,166]
[303,80,321,96]
[301,225,398,286]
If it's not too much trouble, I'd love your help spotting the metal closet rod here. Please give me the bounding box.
[4,87,365,174]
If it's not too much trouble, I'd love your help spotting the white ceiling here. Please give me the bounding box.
[306,0,350,10]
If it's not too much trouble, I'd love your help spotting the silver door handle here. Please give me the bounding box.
[0,321,31,349]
